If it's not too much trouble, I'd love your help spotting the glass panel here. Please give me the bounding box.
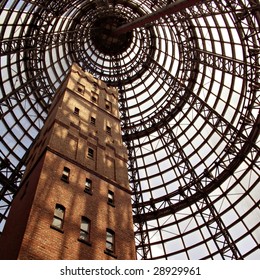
[106,241,113,251]
[88,148,94,158]
[62,167,70,178]
[85,179,92,190]
[55,207,64,219]
[106,231,113,242]
[52,217,62,228]
[108,191,114,203]
[79,230,89,240]
[81,220,89,232]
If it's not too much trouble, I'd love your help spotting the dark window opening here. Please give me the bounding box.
[74,107,80,116]
[91,93,98,103]
[77,83,85,94]
[108,190,114,206]
[88,148,94,159]
[61,167,70,182]
[90,117,96,125]
[84,178,92,194]
[106,125,111,135]
[92,83,98,90]
[105,100,112,112]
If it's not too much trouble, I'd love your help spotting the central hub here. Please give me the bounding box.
[90,15,133,55]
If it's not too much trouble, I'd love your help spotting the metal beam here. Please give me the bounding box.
[113,0,203,35]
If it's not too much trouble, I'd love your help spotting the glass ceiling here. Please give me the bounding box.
[0,0,259,259]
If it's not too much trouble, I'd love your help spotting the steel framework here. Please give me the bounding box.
[0,0,259,259]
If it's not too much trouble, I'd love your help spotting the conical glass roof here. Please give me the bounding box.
[0,0,259,259]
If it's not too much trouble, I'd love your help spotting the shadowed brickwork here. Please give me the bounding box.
[0,64,136,260]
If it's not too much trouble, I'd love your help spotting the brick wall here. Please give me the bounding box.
[0,64,136,260]
[0,155,45,259]
[16,151,135,260]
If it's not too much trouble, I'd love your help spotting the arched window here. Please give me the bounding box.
[106,228,115,253]
[79,216,91,243]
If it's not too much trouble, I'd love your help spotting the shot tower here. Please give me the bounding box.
[0,63,136,260]
[0,1,259,260]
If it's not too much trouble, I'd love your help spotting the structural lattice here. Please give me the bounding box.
[0,0,259,259]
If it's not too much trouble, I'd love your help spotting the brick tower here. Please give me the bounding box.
[0,63,136,260]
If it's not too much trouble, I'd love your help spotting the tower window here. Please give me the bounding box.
[77,87,83,94]
[91,93,98,103]
[61,167,70,182]
[107,190,114,206]
[92,82,98,91]
[77,83,85,94]
[88,148,94,159]
[90,116,96,125]
[105,229,115,253]
[51,204,65,232]
[84,178,92,194]
[106,125,111,135]
[105,100,112,112]
[74,107,80,116]
[78,216,91,245]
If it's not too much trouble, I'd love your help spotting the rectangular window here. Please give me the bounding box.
[106,125,111,135]
[108,190,114,206]
[91,93,98,103]
[61,167,70,182]
[106,229,115,252]
[88,148,94,159]
[77,83,85,95]
[105,100,112,112]
[77,87,83,94]
[79,217,91,244]
[51,204,65,232]
[90,116,96,125]
[84,178,92,194]
[74,107,80,116]
[92,82,98,91]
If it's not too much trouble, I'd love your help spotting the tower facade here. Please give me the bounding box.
[0,63,136,260]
